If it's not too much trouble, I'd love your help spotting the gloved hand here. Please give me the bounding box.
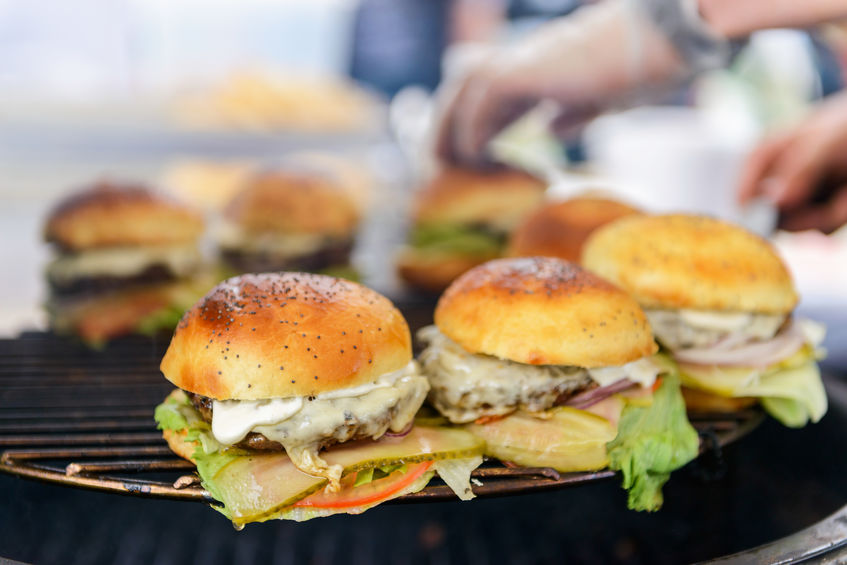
[433,0,726,167]
[738,91,847,234]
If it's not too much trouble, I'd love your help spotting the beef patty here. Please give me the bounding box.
[221,240,353,274]
[48,263,177,298]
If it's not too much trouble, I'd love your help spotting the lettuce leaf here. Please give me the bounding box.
[678,348,827,427]
[154,392,244,510]
[433,456,482,501]
[606,372,699,512]
[318,265,361,282]
[137,304,186,335]
[410,224,504,256]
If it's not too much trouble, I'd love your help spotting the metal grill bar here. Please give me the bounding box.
[0,333,764,507]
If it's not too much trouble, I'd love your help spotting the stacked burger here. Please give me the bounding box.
[397,167,546,293]
[582,214,827,427]
[417,257,700,511]
[218,169,361,281]
[155,273,484,526]
[44,182,212,345]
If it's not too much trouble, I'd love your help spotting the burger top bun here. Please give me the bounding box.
[582,214,798,314]
[507,196,641,262]
[412,167,545,229]
[161,273,412,400]
[434,257,657,368]
[44,181,204,251]
[224,169,359,237]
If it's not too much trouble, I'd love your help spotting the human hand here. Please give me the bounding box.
[433,0,687,167]
[738,92,847,233]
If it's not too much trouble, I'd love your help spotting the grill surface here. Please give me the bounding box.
[0,331,763,509]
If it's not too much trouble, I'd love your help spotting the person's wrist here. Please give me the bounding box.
[636,0,734,72]
[697,0,757,38]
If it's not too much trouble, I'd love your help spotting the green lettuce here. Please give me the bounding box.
[154,393,243,511]
[607,372,699,512]
[137,304,186,336]
[410,224,504,256]
[318,265,361,283]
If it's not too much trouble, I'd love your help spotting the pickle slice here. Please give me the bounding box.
[466,406,618,472]
[210,425,484,526]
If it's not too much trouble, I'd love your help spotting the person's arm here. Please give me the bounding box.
[699,0,847,39]
[434,0,847,167]
[738,91,847,233]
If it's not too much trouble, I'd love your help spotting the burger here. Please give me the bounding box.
[582,214,827,427]
[507,195,641,262]
[154,273,484,526]
[218,169,361,280]
[43,181,211,345]
[396,167,545,293]
[417,257,699,511]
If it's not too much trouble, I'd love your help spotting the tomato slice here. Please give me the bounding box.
[293,461,433,509]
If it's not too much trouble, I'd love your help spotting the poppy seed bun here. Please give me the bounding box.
[582,214,798,314]
[224,170,359,237]
[395,249,497,294]
[160,273,412,400]
[44,182,204,251]
[507,196,641,261]
[434,257,657,368]
[412,167,545,229]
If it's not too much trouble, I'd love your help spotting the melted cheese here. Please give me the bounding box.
[47,245,202,283]
[587,357,660,389]
[646,309,785,350]
[417,326,656,424]
[209,361,430,490]
[218,222,330,257]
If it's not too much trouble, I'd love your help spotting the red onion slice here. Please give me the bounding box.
[564,378,636,410]
[674,323,806,368]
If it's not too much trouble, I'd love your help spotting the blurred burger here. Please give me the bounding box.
[155,273,484,526]
[417,257,699,510]
[219,169,360,280]
[582,214,827,427]
[396,167,545,293]
[507,195,640,261]
[44,181,210,345]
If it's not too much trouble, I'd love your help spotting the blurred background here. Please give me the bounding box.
[4,0,846,361]
[2,2,847,564]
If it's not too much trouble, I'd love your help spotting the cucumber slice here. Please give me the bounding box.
[466,407,618,472]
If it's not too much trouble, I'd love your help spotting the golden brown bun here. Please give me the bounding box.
[161,273,412,400]
[681,386,758,413]
[395,248,496,294]
[434,257,657,367]
[224,169,359,237]
[582,214,798,314]
[412,167,546,229]
[44,181,204,251]
[507,196,641,261]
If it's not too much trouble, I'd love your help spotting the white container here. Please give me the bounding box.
[583,106,774,233]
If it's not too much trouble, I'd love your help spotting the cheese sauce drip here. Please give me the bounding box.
[46,245,202,283]
[646,309,786,350]
[417,326,658,424]
[210,361,429,491]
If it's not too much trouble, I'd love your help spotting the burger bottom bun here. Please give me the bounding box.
[396,248,497,294]
[163,427,196,462]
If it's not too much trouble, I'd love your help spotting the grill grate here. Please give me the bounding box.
[0,332,764,507]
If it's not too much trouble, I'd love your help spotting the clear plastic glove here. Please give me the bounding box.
[738,91,847,234]
[434,0,691,167]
